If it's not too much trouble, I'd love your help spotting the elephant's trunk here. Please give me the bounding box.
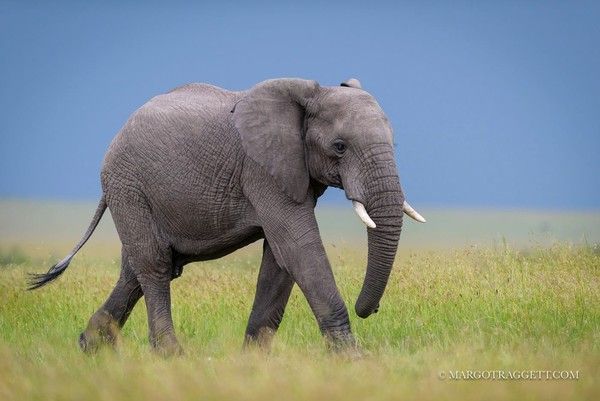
[354,187,404,318]
[347,150,405,319]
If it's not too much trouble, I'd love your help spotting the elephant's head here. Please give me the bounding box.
[233,78,425,318]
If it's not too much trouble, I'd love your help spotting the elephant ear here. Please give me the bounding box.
[340,78,362,89]
[233,78,320,203]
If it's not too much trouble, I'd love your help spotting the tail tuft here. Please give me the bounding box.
[26,196,106,291]
[27,255,73,290]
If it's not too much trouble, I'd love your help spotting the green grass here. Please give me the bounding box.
[0,243,598,400]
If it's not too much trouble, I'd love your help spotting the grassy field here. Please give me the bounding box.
[1,244,598,400]
[0,201,599,400]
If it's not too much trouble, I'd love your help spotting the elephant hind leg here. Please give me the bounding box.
[79,252,143,353]
[107,190,182,357]
[138,276,182,356]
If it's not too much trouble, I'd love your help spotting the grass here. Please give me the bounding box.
[0,243,598,400]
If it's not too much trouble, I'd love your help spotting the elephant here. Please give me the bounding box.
[29,77,426,356]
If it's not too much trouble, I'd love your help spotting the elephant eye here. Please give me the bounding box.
[333,140,347,155]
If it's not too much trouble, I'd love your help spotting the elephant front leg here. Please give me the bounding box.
[253,208,357,351]
[292,251,357,352]
[243,166,357,352]
[244,241,294,351]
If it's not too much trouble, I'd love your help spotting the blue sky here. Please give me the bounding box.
[1,1,599,209]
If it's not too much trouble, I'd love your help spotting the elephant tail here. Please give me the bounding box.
[27,196,108,290]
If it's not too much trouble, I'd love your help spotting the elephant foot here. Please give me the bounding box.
[243,327,276,352]
[324,329,363,357]
[333,343,368,360]
[150,333,184,357]
[79,310,121,353]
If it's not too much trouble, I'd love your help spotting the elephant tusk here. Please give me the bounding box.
[403,201,426,223]
[352,201,376,229]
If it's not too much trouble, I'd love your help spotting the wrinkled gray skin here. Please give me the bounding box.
[33,78,406,356]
